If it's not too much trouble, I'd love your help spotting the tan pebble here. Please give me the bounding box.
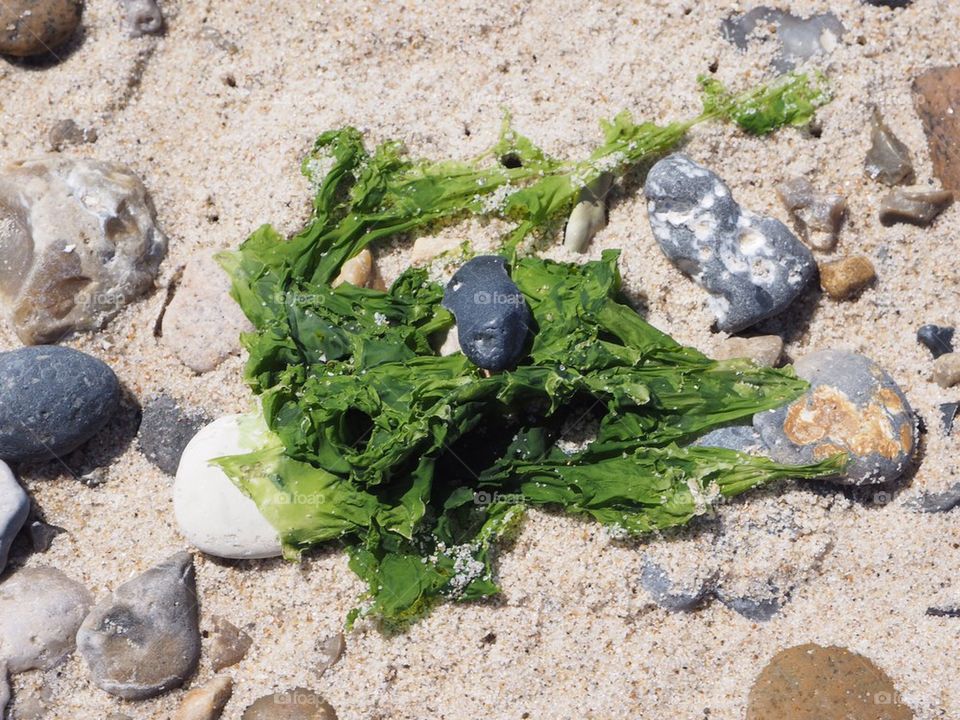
[174,676,233,720]
[932,352,960,388]
[411,235,461,263]
[913,66,960,192]
[315,632,345,676]
[819,256,876,300]
[331,248,373,288]
[0,0,81,57]
[242,688,337,719]
[208,615,253,672]
[714,335,783,366]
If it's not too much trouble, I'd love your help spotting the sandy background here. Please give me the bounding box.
[1,0,959,717]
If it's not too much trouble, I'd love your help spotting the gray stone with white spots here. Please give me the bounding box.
[645,154,816,333]
[77,552,201,699]
[754,350,915,485]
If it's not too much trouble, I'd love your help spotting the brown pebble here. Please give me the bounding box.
[242,689,337,720]
[879,188,953,226]
[174,676,233,720]
[747,643,913,720]
[819,256,876,300]
[864,108,915,187]
[913,66,960,193]
[933,352,960,388]
[0,0,82,57]
[47,119,97,152]
[776,176,846,250]
[208,615,253,672]
[714,335,783,367]
[315,632,345,676]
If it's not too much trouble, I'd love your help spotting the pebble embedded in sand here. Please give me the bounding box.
[161,252,254,374]
[916,324,954,358]
[77,552,201,700]
[316,632,345,676]
[721,7,844,72]
[47,119,97,152]
[776,176,846,251]
[563,173,612,253]
[932,352,960,388]
[713,335,784,367]
[174,414,282,559]
[138,394,211,476]
[0,0,82,57]
[0,346,120,464]
[879,187,953,226]
[754,349,915,485]
[864,109,915,186]
[442,255,532,371]
[645,154,816,332]
[122,0,164,38]
[819,256,876,300]
[173,675,232,720]
[913,66,960,192]
[639,558,715,611]
[0,156,167,345]
[747,643,914,720]
[0,566,92,673]
[208,615,253,672]
[241,689,338,720]
[0,461,28,573]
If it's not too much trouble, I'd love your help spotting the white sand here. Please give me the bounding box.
[1,0,959,717]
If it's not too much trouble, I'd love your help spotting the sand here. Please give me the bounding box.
[1,0,959,717]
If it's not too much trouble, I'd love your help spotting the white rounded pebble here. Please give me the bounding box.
[0,460,29,573]
[174,414,282,559]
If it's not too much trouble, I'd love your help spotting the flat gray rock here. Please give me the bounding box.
[907,483,960,513]
[721,7,844,73]
[639,558,715,611]
[692,425,768,455]
[0,346,120,464]
[138,395,210,476]
[241,689,338,719]
[0,566,92,673]
[0,461,28,572]
[754,350,915,485]
[77,552,200,700]
[645,154,815,333]
[715,588,782,621]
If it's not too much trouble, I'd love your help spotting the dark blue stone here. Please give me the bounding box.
[0,346,120,463]
[917,324,954,358]
[442,256,532,372]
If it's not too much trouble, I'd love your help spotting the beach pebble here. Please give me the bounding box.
[864,109,915,186]
[776,176,846,251]
[174,414,282,559]
[941,402,958,435]
[138,394,211,476]
[161,252,254,373]
[0,156,167,345]
[411,235,461,263]
[639,558,715,611]
[122,0,164,37]
[747,644,913,719]
[0,346,120,463]
[819,256,876,300]
[28,519,63,552]
[208,615,253,672]
[77,552,201,699]
[932,352,960,388]
[316,633,345,676]
[693,425,768,455]
[442,255,532,371]
[916,324,954,358]
[242,689,338,720]
[913,66,960,192]
[713,335,783,367]
[721,8,844,72]
[715,590,782,621]
[563,173,612,253]
[754,350,915,485]
[0,567,92,673]
[645,154,815,333]
[879,188,953,226]
[0,461,28,572]
[47,119,97,152]
[908,482,960,513]
[173,675,232,720]
[332,248,373,288]
[0,0,81,57]
[864,0,912,6]
[0,667,7,719]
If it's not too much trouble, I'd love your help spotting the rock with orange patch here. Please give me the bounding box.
[754,350,914,485]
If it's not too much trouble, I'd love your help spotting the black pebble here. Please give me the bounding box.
[442,256,532,371]
[917,324,954,358]
[941,402,959,436]
[137,395,210,476]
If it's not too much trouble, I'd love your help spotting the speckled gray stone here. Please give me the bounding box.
[645,154,816,333]
[0,461,28,572]
[122,0,164,37]
[77,552,200,700]
[138,395,210,476]
[0,566,92,673]
[721,7,844,72]
[692,425,768,455]
[0,346,120,464]
[715,588,782,622]
[639,559,714,611]
[908,483,960,513]
[754,350,915,485]
[442,255,532,371]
